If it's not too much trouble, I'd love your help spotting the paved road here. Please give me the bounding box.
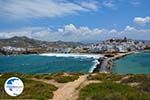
[100,58,111,72]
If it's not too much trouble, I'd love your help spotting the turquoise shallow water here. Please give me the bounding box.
[1,52,150,74]
[0,55,95,74]
[113,52,150,74]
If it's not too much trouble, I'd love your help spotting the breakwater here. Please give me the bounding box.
[92,52,136,73]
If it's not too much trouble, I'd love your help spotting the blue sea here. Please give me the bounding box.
[113,52,150,74]
[0,52,150,74]
[0,54,98,74]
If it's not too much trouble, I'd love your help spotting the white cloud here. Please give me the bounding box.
[0,31,32,39]
[0,0,98,20]
[109,29,117,34]
[102,0,116,9]
[81,1,99,11]
[64,24,78,33]
[0,24,150,43]
[131,1,141,6]
[124,26,136,31]
[134,16,150,26]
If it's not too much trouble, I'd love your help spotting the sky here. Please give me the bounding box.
[0,0,150,43]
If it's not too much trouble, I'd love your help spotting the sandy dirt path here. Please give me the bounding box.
[31,74,101,100]
[53,75,88,100]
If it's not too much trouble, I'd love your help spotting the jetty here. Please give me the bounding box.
[102,51,136,73]
[93,51,136,73]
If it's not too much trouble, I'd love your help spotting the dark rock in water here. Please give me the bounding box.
[92,56,114,73]
[93,63,101,73]
[107,59,113,72]
[92,57,104,73]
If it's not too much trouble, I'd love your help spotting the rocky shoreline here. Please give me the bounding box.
[92,52,136,73]
[92,57,105,73]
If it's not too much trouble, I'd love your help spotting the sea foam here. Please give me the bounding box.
[39,53,103,59]
[89,59,100,73]
[39,53,103,73]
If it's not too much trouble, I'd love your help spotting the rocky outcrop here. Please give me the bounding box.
[93,57,105,73]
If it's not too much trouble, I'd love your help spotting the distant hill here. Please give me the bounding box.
[0,36,85,48]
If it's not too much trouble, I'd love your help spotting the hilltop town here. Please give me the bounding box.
[0,36,150,55]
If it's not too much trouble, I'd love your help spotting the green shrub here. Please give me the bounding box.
[121,74,150,83]
[87,73,123,81]
[137,82,150,92]
[33,72,80,83]
[55,75,79,83]
[79,82,150,100]
[50,73,64,77]
[67,72,84,76]
[33,74,53,80]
